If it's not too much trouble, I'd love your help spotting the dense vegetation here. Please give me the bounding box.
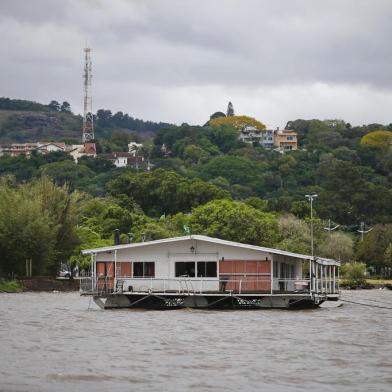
[0,98,391,278]
[0,97,172,143]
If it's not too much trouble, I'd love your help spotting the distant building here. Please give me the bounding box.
[68,143,97,162]
[238,126,298,152]
[36,142,66,154]
[100,152,150,170]
[0,141,66,157]
[273,128,298,152]
[0,141,97,161]
[238,126,263,144]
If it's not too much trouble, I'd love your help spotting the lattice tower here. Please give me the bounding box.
[82,48,94,142]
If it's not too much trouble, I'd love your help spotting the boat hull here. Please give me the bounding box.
[93,293,326,310]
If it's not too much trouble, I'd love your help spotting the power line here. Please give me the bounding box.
[323,219,340,236]
[357,221,373,241]
[340,298,392,310]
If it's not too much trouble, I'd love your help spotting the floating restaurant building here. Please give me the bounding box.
[80,235,340,310]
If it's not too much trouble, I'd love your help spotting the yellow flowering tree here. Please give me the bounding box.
[209,115,266,130]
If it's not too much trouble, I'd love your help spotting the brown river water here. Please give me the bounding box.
[0,290,391,392]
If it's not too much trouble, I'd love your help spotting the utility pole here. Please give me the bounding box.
[305,194,318,257]
[323,219,340,237]
[358,221,372,241]
[82,47,94,142]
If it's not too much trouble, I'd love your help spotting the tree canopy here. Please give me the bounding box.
[209,115,266,130]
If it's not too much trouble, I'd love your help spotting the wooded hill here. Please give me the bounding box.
[0,97,392,277]
[0,97,171,143]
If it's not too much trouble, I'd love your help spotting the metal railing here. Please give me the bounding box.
[80,276,334,295]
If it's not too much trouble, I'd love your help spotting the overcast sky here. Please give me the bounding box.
[1,0,392,127]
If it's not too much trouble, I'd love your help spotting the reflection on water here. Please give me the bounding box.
[0,290,391,392]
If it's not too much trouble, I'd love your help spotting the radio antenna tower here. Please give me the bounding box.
[82,47,94,142]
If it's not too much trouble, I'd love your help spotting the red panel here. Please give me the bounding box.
[96,262,106,276]
[219,260,234,273]
[119,262,132,277]
[105,262,115,277]
[96,262,114,290]
[257,260,271,273]
[219,259,271,293]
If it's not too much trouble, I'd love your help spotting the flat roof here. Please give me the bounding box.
[82,235,340,266]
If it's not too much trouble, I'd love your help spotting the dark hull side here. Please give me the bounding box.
[93,293,325,310]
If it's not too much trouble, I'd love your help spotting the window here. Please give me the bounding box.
[133,262,155,277]
[197,262,217,277]
[175,261,217,277]
[175,262,195,277]
[273,261,278,278]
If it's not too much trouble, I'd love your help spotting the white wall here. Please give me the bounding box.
[94,238,304,292]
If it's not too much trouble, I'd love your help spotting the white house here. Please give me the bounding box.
[81,235,340,309]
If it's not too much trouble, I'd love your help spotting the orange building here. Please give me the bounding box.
[274,128,298,151]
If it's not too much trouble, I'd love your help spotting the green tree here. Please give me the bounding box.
[341,263,367,286]
[70,226,112,270]
[60,101,72,113]
[355,224,392,276]
[318,232,353,262]
[0,178,79,276]
[40,160,94,189]
[276,214,310,254]
[48,100,61,111]
[190,199,278,246]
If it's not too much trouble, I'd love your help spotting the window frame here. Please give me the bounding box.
[174,261,218,278]
[133,261,155,278]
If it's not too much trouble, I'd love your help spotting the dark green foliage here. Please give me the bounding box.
[355,225,392,276]
[0,99,391,276]
[0,178,79,277]
[189,199,278,246]
[0,97,49,112]
[107,169,230,216]
[95,109,172,137]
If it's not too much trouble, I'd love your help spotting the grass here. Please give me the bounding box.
[366,278,392,285]
[0,279,24,292]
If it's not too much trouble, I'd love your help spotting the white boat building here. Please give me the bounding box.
[80,235,340,309]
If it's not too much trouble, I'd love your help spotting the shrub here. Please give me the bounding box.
[340,262,367,287]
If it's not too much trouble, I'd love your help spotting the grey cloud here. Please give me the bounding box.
[0,0,392,126]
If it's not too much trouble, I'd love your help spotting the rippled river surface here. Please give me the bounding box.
[0,291,392,392]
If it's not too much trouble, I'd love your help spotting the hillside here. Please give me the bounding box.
[0,98,172,143]
[0,99,392,277]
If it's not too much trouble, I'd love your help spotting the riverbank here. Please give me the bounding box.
[0,277,79,292]
[0,279,24,293]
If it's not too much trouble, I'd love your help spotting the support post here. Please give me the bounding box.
[270,257,273,295]
[333,265,336,294]
[114,250,117,292]
[337,266,340,292]
[320,264,323,294]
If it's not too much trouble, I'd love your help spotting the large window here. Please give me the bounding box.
[175,262,195,277]
[175,261,217,277]
[197,262,217,277]
[133,262,155,277]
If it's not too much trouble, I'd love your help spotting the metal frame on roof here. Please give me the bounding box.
[82,235,340,266]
